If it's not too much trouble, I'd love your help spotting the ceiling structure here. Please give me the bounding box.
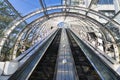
[0,0,120,61]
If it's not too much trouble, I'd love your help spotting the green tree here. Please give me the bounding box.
[0,0,17,36]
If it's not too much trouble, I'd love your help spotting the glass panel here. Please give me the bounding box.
[85,0,92,8]
[88,13,108,24]
[99,10,115,18]
[105,22,120,42]
[9,0,41,16]
[98,0,113,4]
[2,23,26,59]
[47,9,61,14]
[90,0,115,19]
[114,12,120,23]
[44,0,62,7]
[0,0,19,37]
[26,13,44,23]
[67,0,86,7]
[69,8,86,15]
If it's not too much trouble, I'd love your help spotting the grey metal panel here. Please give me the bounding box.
[55,28,79,80]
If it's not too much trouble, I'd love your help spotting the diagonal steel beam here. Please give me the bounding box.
[4,0,27,24]
[64,0,69,21]
[39,0,49,19]
[85,0,97,16]
[105,10,120,26]
[63,0,67,12]
[61,0,63,5]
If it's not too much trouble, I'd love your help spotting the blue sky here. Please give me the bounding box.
[98,0,113,4]
[9,0,113,15]
[9,0,62,23]
[9,0,61,16]
[8,0,113,23]
[9,0,41,16]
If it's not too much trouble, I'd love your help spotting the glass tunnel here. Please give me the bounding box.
[0,0,120,80]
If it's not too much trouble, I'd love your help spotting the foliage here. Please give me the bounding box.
[0,0,17,35]
[0,0,20,61]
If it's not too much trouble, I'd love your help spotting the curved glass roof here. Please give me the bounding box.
[1,0,120,43]
[9,0,62,16]
[5,0,118,26]
[1,0,120,63]
[7,0,116,19]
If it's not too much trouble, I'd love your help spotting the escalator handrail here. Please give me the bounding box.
[69,29,120,80]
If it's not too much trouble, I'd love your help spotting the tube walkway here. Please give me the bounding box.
[8,28,120,80]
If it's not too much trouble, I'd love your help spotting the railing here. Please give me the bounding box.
[69,29,120,80]
[14,29,57,62]
[8,29,59,80]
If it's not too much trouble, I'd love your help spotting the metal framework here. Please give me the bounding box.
[105,10,120,26]
[4,0,27,24]
[85,0,94,16]
[1,5,120,61]
[39,0,49,19]
[8,12,116,59]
